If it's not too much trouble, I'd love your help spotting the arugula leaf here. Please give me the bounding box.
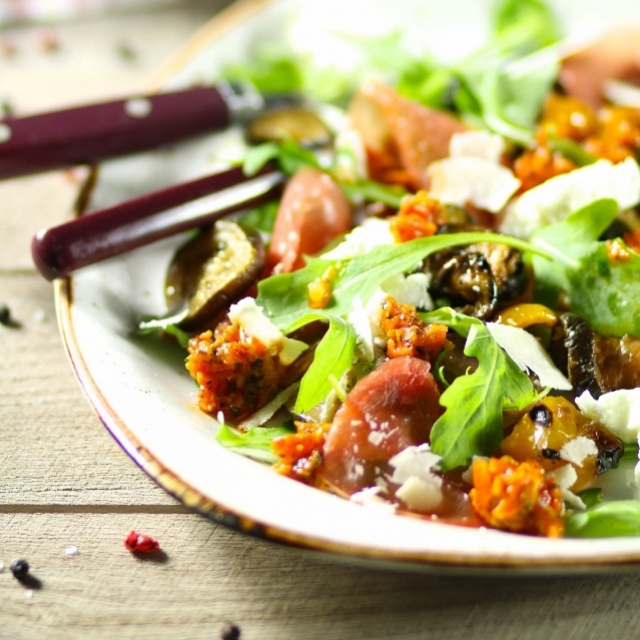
[224,51,304,94]
[424,310,539,470]
[137,314,191,349]
[216,423,295,464]
[340,179,408,208]
[238,201,279,237]
[257,231,547,331]
[532,198,640,337]
[243,140,322,177]
[294,316,356,414]
[565,501,640,538]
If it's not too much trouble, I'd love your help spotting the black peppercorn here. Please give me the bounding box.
[10,559,30,579]
[220,622,241,640]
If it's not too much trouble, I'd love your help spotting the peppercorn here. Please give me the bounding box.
[220,622,241,640]
[10,559,30,579]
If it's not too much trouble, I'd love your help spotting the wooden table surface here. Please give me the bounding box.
[2,3,640,638]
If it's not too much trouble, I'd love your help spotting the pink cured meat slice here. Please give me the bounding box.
[320,356,443,495]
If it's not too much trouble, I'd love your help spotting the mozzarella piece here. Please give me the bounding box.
[485,322,572,390]
[427,156,521,213]
[228,298,307,365]
[499,157,640,239]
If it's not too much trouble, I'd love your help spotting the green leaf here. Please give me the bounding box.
[137,314,191,349]
[532,198,640,337]
[425,310,539,470]
[216,423,295,464]
[243,140,322,177]
[294,317,356,414]
[238,201,279,237]
[224,51,304,94]
[340,179,408,208]
[565,501,640,538]
[257,231,547,331]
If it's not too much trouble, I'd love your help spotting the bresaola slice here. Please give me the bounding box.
[319,356,443,495]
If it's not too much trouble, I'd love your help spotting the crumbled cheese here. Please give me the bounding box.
[228,297,307,365]
[449,130,506,163]
[333,125,368,183]
[380,272,433,310]
[350,486,397,513]
[427,156,521,213]
[499,157,640,239]
[559,436,598,467]
[546,465,586,510]
[576,389,640,443]
[389,444,443,512]
[320,217,394,260]
[485,322,572,390]
[395,476,443,512]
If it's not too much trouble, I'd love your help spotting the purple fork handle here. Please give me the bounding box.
[0,86,231,180]
[31,163,283,281]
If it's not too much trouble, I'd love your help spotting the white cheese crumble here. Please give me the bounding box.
[227,297,307,365]
[485,322,572,390]
[449,130,506,162]
[350,486,397,513]
[389,444,443,512]
[576,389,640,444]
[558,436,598,467]
[576,388,640,498]
[380,272,433,310]
[321,216,394,260]
[499,157,640,239]
[427,156,521,213]
[546,465,586,510]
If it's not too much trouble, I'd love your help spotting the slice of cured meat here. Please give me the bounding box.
[320,356,443,495]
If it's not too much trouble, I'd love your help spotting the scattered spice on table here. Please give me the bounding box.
[220,622,241,640]
[10,559,30,579]
[0,304,21,328]
[124,531,160,554]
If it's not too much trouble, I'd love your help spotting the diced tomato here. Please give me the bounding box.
[319,356,443,495]
[266,167,352,274]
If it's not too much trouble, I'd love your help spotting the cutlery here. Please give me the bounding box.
[0,82,283,180]
[31,163,284,281]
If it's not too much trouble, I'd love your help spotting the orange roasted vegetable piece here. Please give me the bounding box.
[273,421,331,482]
[186,323,286,423]
[469,455,565,538]
[389,190,439,242]
[379,296,448,361]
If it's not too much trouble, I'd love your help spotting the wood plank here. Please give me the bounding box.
[1,512,639,640]
[0,272,177,505]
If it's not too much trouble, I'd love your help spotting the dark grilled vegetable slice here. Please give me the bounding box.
[165,220,264,333]
[247,107,332,147]
[551,313,640,397]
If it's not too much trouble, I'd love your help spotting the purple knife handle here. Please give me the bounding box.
[31,163,283,281]
[0,86,231,180]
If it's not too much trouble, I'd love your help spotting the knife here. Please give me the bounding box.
[0,81,280,180]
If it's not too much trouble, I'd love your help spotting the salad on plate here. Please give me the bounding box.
[140,0,640,540]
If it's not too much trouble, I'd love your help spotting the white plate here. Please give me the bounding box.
[56,0,640,571]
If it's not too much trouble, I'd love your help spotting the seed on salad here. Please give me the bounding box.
[10,559,30,579]
[529,404,552,427]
